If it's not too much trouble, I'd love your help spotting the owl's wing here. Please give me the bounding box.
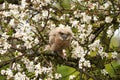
[49,35,55,46]
[49,28,57,45]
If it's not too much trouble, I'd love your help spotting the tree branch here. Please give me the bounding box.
[0,54,25,68]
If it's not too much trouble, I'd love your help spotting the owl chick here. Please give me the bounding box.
[48,26,73,58]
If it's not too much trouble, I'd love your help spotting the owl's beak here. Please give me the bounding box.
[61,34,68,40]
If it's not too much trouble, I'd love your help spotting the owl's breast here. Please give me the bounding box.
[54,38,70,50]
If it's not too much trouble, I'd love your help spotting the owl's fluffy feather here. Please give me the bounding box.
[48,26,73,57]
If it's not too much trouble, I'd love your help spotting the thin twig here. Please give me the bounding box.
[0,54,25,68]
[78,69,97,80]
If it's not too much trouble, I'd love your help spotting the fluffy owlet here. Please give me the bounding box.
[48,26,73,58]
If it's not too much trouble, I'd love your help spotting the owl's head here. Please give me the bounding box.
[50,26,73,41]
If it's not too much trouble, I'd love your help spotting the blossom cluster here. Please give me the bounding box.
[1,56,62,80]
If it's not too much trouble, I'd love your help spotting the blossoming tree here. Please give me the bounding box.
[0,0,120,80]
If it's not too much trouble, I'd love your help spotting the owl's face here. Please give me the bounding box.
[53,26,73,41]
[58,31,72,41]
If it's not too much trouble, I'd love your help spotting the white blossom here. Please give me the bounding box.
[101,69,108,75]
[41,22,45,27]
[26,61,34,72]
[90,43,108,59]
[35,63,42,76]
[59,24,65,28]
[39,78,42,80]
[88,3,97,10]
[1,68,13,79]
[88,39,100,51]
[79,60,83,69]
[103,1,111,9]
[107,25,114,37]
[32,14,40,22]
[2,3,6,9]
[73,10,81,18]
[93,16,98,21]
[0,49,7,54]
[34,57,39,62]
[9,19,15,27]
[24,41,32,49]
[42,10,48,18]
[42,67,52,74]
[6,69,13,79]
[107,29,113,37]
[105,16,113,23]
[16,45,20,48]
[69,75,75,80]
[22,57,35,72]
[1,70,6,75]
[12,63,22,71]
[87,24,93,34]
[83,60,91,68]
[78,0,83,3]
[21,0,28,9]
[15,51,22,57]
[3,42,11,50]
[14,72,29,80]
[9,4,19,9]
[2,32,9,39]
[72,46,86,59]
[54,73,62,79]
[48,73,54,79]
[111,51,118,59]
[99,52,108,59]
[71,20,79,27]
[2,11,11,17]
[45,0,51,4]
[81,12,92,23]
[89,34,95,41]
[80,57,85,63]
[98,46,103,53]
[10,9,19,18]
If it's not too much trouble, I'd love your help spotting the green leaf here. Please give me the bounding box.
[105,61,120,77]
[60,0,71,9]
[57,65,79,80]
